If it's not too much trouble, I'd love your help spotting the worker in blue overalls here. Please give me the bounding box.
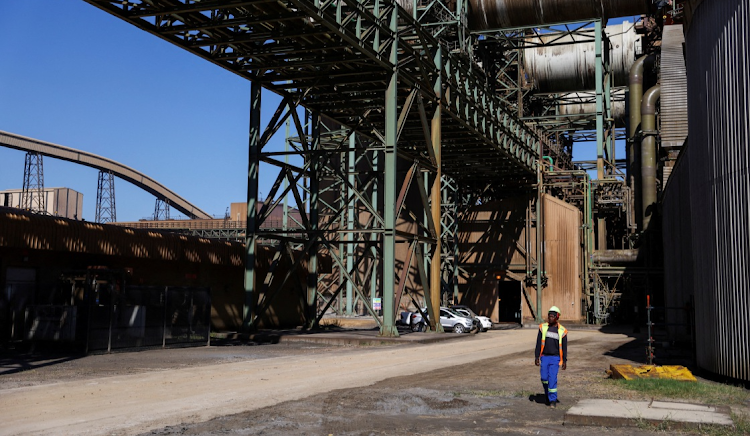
[534,306,568,408]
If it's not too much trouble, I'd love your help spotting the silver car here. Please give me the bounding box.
[409,307,473,333]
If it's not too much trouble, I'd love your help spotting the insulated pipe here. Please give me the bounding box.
[628,55,651,231]
[468,0,650,30]
[592,249,640,264]
[641,84,661,230]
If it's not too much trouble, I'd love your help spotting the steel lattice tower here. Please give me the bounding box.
[95,170,116,223]
[21,152,46,213]
[154,198,170,220]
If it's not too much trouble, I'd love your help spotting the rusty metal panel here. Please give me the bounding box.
[0,207,245,267]
[539,194,582,322]
[684,0,750,382]
[469,0,650,30]
[457,195,581,322]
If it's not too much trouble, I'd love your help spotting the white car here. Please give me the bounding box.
[450,305,492,332]
[407,307,474,333]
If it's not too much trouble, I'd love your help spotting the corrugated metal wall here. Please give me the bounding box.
[683,0,750,382]
[661,144,693,340]
[539,194,582,322]
[457,194,582,322]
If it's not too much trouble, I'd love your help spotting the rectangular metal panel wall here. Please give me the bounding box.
[685,0,750,382]
[539,194,582,322]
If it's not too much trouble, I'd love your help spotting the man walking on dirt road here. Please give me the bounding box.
[534,306,568,408]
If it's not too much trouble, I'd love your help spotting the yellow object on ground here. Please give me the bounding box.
[609,364,697,382]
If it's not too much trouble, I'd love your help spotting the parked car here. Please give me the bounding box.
[408,307,474,333]
[450,305,492,332]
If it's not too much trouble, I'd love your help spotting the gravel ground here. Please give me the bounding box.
[2,328,745,436]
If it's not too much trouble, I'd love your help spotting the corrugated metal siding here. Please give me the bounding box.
[0,207,243,266]
[457,195,581,322]
[661,143,693,340]
[539,194,582,321]
[660,25,688,148]
[685,0,750,382]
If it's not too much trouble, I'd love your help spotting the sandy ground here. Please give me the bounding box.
[0,328,735,436]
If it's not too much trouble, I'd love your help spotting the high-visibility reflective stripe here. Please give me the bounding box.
[539,322,567,365]
[548,389,558,393]
[542,381,549,384]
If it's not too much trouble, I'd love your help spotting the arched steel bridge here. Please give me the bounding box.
[0,130,212,219]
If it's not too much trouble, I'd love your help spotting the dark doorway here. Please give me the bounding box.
[497,280,521,323]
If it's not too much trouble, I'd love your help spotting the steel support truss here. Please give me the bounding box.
[21,152,46,213]
[243,45,445,335]
[83,0,564,334]
[95,170,117,223]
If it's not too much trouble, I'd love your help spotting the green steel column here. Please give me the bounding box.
[595,19,604,180]
[346,133,355,315]
[535,164,543,323]
[306,112,320,329]
[380,4,399,337]
[243,81,262,332]
[430,45,444,332]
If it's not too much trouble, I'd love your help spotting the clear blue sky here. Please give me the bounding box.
[0,1,289,221]
[1,2,626,222]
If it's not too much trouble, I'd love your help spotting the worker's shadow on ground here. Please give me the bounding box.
[527,393,548,404]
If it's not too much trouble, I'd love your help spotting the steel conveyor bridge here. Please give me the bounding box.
[0,130,212,219]
[83,0,561,335]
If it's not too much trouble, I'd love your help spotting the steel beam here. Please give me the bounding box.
[243,81,262,332]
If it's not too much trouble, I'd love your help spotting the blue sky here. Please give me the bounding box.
[1,2,625,222]
[0,1,288,221]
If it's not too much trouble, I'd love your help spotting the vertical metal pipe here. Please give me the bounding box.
[595,20,605,179]
[380,5,399,337]
[597,218,607,250]
[628,55,651,230]
[641,84,661,230]
[306,112,320,329]
[535,166,543,323]
[243,81,261,332]
[346,133,355,315]
[430,45,444,332]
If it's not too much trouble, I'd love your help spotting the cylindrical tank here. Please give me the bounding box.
[522,23,640,93]
[556,90,626,125]
[469,0,650,31]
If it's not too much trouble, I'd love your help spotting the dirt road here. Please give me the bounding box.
[1,328,688,436]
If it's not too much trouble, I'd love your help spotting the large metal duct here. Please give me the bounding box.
[640,83,660,230]
[469,0,650,31]
[557,90,626,125]
[522,23,641,93]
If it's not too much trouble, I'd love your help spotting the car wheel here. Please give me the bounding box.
[453,324,465,334]
[411,321,423,332]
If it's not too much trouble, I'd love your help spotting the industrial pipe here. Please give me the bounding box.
[592,249,640,263]
[469,0,650,30]
[641,84,661,230]
[628,55,652,231]
[522,23,640,93]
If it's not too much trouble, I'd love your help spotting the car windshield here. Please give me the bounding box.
[453,306,477,317]
[444,308,464,317]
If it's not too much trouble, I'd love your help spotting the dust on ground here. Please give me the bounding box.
[137,330,697,436]
[1,327,745,436]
